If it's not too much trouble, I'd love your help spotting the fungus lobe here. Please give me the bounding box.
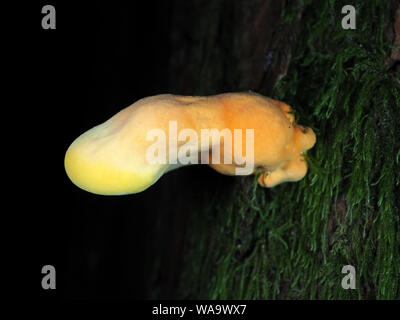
[64,92,316,195]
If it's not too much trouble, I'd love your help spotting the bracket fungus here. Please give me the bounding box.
[64,92,316,195]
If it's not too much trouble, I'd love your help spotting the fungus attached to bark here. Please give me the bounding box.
[64,92,316,195]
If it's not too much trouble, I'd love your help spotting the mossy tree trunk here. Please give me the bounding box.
[153,0,400,299]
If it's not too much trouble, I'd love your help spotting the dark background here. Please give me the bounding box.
[29,1,229,299]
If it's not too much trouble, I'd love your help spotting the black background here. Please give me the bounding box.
[25,1,223,300]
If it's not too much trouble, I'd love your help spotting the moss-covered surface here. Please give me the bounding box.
[177,0,399,299]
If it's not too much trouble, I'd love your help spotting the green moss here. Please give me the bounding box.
[178,0,399,299]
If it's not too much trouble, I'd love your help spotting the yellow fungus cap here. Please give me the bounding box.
[64,93,316,195]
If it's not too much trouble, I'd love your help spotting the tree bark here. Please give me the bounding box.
[148,0,400,299]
